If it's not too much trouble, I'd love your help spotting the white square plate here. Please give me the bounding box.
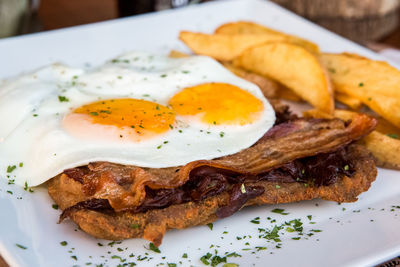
[0,0,399,266]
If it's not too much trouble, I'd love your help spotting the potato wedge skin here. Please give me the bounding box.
[320,53,400,127]
[215,21,320,54]
[234,42,333,113]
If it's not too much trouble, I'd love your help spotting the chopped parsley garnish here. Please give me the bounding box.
[148,243,160,253]
[358,82,364,87]
[7,165,16,173]
[130,224,140,229]
[200,252,212,265]
[307,215,312,220]
[163,141,169,144]
[60,241,68,246]
[58,95,69,102]
[250,217,260,224]
[182,253,188,258]
[71,255,77,261]
[167,263,177,267]
[52,204,59,210]
[90,112,99,116]
[207,223,213,230]
[16,244,27,250]
[344,165,349,171]
[100,110,111,114]
[160,74,167,78]
[387,133,399,139]
[219,132,225,138]
[311,229,322,232]
[271,208,289,215]
[182,70,190,74]
[19,162,23,167]
[157,145,162,149]
[275,185,281,189]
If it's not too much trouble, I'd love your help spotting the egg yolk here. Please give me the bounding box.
[63,99,175,142]
[169,83,264,125]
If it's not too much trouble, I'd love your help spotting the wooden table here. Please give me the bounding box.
[0,1,399,267]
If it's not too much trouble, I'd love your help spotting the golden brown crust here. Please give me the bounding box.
[51,144,376,246]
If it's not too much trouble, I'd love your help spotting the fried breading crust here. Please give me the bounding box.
[50,144,376,246]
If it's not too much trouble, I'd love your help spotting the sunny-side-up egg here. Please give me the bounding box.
[0,52,275,187]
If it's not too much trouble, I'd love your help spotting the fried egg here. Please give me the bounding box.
[0,52,275,187]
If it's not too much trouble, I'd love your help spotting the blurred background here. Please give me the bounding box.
[0,0,399,51]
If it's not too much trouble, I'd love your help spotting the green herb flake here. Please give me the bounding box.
[250,217,260,224]
[90,112,99,116]
[52,204,59,210]
[16,244,27,250]
[286,227,294,232]
[387,133,399,139]
[160,74,167,78]
[222,264,239,267]
[7,190,13,194]
[58,95,69,102]
[358,82,364,87]
[200,252,212,265]
[130,224,140,229]
[275,185,281,189]
[271,208,289,215]
[219,132,225,138]
[147,242,160,253]
[344,165,349,171]
[157,145,162,149]
[71,255,77,261]
[211,255,227,266]
[19,162,23,167]
[60,241,68,246]
[207,223,213,230]
[292,237,301,240]
[182,253,188,258]
[182,70,190,74]
[307,215,312,220]
[7,165,16,173]
[167,263,177,267]
[311,229,322,232]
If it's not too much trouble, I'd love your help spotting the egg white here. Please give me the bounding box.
[0,52,275,186]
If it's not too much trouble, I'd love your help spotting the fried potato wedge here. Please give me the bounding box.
[304,109,400,170]
[215,21,319,54]
[335,92,363,110]
[320,53,400,127]
[179,31,292,61]
[234,42,334,113]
